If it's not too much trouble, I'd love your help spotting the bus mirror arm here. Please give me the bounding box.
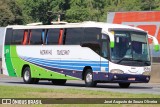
[102,29,114,48]
[107,32,115,48]
[148,34,159,52]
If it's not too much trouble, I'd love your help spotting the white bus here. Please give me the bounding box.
[1,21,159,88]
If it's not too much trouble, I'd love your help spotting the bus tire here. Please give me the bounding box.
[22,67,34,84]
[119,83,130,88]
[84,69,97,87]
[51,79,66,85]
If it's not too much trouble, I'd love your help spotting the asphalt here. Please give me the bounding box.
[0,74,160,95]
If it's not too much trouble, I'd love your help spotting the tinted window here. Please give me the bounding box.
[81,43,100,55]
[81,28,101,55]
[65,28,83,45]
[46,29,60,45]
[101,34,110,58]
[30,29,43,45]
[12,29,24,45]
[82,28,101,43]
[5,28,13,45]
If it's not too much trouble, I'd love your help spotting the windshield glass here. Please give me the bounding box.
[111,31,150,65]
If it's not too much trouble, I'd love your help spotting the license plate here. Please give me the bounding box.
[128,78,135,80]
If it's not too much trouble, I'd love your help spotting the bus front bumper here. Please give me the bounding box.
[93,72,150,83]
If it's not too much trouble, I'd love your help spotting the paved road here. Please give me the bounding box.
[0,75,160,95]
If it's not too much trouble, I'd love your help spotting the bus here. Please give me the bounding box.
[1,21,159,88]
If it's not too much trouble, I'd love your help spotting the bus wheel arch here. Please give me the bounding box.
[21,64,30,77]
[22,65,39,84]
[82,66,92,80]
[82,67,97,87]
[22,66,34,84]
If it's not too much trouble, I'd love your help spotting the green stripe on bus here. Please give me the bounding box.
[4,45,16,77]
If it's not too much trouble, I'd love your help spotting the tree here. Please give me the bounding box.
[0,0,23,26]
[65,0,108,22]
[19,0,67,24]
[1,0,160,25]
[140,0,159,10]
[9,0,23,25]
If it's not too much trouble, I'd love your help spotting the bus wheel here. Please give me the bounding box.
[23,67,34,84]
[119,83,130,88]
[51,79,66,85]
[84,69,97,87]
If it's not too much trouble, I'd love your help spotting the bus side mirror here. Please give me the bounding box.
[148,34,159,52]
[107,31,115,48]
[154,45,159,52]
[110,42,114,48]
[153,37,159,52]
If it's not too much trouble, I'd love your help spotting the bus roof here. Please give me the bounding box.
[6,21,145,32]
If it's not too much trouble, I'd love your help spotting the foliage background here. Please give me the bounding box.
[0,0,160,26]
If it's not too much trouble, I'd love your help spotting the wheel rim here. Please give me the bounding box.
[24,70,30,81]
[86,73,92,83]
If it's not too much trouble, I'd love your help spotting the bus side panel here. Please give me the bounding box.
[15,45,103,80]
[3,45,109,81]
[10,45,79,80]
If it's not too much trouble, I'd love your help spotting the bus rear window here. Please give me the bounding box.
[5,28,13,45]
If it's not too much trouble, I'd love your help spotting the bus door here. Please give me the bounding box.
[100,34,110,79]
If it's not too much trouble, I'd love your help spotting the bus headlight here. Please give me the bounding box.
[142,71,151,76]
[110,69,124,74]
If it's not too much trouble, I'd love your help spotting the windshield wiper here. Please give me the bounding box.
[117,57,133,64]
[132,59,150,66]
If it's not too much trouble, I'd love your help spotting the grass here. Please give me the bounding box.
[0,85,160,98]
[0,85,160,107]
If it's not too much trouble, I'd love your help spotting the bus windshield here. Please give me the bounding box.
[111,31,150,65]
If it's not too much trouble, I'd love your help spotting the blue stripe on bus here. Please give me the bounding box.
[25,58,102,71]
[25,58,108,67]
[21,56,108,72]
[22,56,108,64]
[26,59,101,71]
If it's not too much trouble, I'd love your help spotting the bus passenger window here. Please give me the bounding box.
[83,28,101,43]
[30,29,43,45]
[12,29,24,45]
[81,28,101,55]
[65,28,83,45]
[46,29,60,45]
[82,43,100,55]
